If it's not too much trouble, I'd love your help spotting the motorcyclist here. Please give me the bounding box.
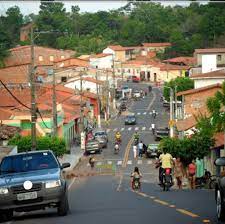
[134,131,139,141]
[131,166,142,189]
[158,148,174,185]
[152,109,156,119]
[134,131,139,145]
[115,131,121,143]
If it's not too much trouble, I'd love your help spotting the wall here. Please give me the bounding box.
[194,78,225,89]
[90,56,113,69]
[196,53,225,67]
[183,86,221,118]
[65,80,98,93]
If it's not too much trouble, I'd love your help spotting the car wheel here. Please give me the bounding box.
[1,209,13,221]
[217,190,225,221]
[58,191,69,216]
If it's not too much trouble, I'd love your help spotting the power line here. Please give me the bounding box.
[0,79,31,110]
[36,108,51,129]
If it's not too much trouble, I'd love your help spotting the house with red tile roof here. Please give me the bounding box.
[0,84,98,148]
[4,45,75,67]
[118,57,189,83]
[141,42,171,53]
[0,63,49,84]
[103,45,135,62]
[163,57,196,66]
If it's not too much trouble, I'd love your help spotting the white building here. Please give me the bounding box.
[89,53,113,69]
[64,77,104,94]
[190,69,225,89]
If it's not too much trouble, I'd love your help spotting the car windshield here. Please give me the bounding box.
[0,152,59,174]
[127,116,135,119]
[94,132,105,137]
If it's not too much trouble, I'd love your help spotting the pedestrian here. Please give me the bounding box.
[133,144,137,159]
[148,85,152,93]
[143,143,147,157]
[89,156,95,169]
[138,140,144,158]
[195,157,204,186]
[188,159,196,189]
[151,123,155,134]
[152,109,156,119]
[174,157,184,189]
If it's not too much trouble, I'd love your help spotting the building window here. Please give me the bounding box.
[217,55,222,61]
[49,55,54,61]
[38,55,43,62]
[61,55,65,59]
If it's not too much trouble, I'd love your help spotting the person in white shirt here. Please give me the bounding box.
[133,145,137,159]
[151,123,155,134]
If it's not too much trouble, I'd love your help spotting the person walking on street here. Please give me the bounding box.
[188,159,196,189]
[138,141,144,158]
[151,123,155,134]
[174,157,184,189]
[133,144,137,159]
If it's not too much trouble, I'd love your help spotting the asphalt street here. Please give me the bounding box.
[3,83,220,224]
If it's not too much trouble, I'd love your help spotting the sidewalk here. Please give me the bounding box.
[58,145,84,173]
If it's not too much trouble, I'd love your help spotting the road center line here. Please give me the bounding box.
[176,209,199,218]
[147,91,156,111]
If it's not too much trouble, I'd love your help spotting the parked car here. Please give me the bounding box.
[132,76,140,83]
[125,114,136,125]
[154,127,170,141]
[0,150,70,221]
[86,139,101,154]
[93,129,108,148]
[146,143,161,158]
[214,157,225,221]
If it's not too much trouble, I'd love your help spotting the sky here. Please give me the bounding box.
[0,1,199,15]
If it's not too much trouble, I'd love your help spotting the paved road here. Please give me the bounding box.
[3,83,219,224]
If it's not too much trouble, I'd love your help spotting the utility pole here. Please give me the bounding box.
[52,68,57,136]
[175,85,178,121]
[30,24,37,150]
[95,70,101,128]
[169,88,174,138]
[106,69,109,121]
[79,72,84,132]
[112,57,116,110]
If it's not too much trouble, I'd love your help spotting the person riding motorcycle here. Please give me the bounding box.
[114,142,119,153]
[115,131,121,143]
[131,166,142,189]
[158,148,174,185]
[134,131,139,141]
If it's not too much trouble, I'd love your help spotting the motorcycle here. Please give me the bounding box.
[195,169,217,189]
[134,137,139,145]
[161,168,173,191]
[132,177,141,190]
[115,136,121,144]
[114,143,119,154]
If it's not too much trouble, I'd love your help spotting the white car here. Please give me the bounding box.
[133,90,141,98]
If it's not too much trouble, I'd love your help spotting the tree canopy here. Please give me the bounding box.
[1,2,225,61]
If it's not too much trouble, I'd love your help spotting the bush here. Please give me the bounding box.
[8,135,67,157]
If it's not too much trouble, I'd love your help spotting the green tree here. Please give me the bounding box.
[207,82,225,132]
[163,77,194,101]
